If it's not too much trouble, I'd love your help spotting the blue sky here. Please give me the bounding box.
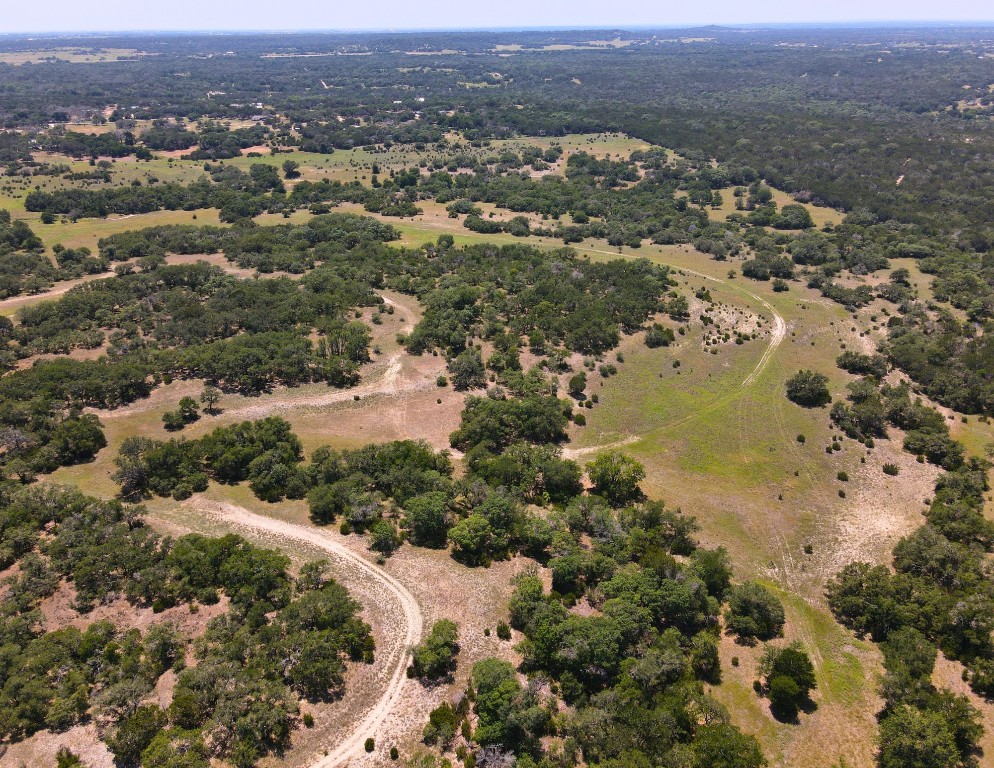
[2,0,992,34]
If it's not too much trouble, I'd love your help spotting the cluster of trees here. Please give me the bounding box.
[828,459,991,767]
[113,416,304,501]
[0,210,79,299]
[39,126,140,159]
[827,336,994,767]
[98,212,399,272]
[446,464,772,767]
[0,484,372,766]
[827,355,965,470]
[400,241,674,364]
[886,305,994,417]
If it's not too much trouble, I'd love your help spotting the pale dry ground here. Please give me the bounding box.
[72,291,463,460]
[934,655,994,761]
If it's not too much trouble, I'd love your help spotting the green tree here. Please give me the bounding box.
[108,704,168,764]
[587,451,645,506]
[369,519,402,556]
[448,514,494,566]
[200,385,222,414]
[449,348,486,391]
[878,706,959,768]
[785,370,831,408]
[760,643,816,720]
[404,491,451,548]
[725,582,785,642]
[411,619,460,680]
[691,723,766,768]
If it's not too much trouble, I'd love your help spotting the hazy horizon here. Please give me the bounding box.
[2,0,993,35]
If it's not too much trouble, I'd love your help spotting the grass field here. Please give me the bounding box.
[0,48,144,65]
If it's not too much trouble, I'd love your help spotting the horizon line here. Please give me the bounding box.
[4,20,994,37]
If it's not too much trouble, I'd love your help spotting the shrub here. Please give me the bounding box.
[365,738,375,753]
[883,463,900,476]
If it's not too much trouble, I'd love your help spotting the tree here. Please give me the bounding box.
[691,547,733,600]
[368,519,401,556]
[423,702,459,747]
[785,370,831,407]
[760,643,816,720]
[411,620,460,680]
[200,385,222,414]
[282,160,301,179]
[878,706,959,768]
[177,396,200,422]
[725,582,785,642]
[768,675,803,720]
[587,451,645,506]
[568,372,587,399]
[691,723,765,768]
[404,491,451,548]
[449,348,486,391]
[108,704,168,765]
[448,514,494,566]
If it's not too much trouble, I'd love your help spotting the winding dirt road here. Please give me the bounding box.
[566,247,789,456]
[196,500,424,768]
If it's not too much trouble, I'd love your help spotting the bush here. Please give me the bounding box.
[496,621,511,640]
[365,738,375,753]
[883,463,900,476]
[645,323,675,348]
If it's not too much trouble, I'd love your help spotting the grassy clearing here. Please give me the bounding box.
[707,186,844,229]
[0,48,143,65]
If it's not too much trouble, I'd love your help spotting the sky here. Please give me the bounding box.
[1,0,992,34]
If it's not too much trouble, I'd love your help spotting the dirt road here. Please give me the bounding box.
[198,500,424,768]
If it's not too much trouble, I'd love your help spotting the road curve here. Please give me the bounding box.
[572,246,787,389]
[563,247,789,457]
[197,500,424,768]
[678,266,787,388]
